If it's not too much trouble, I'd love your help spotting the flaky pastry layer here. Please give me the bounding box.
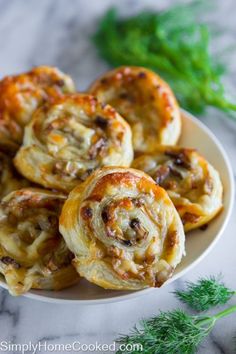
[132,146,223,231]
[89,66,181,153]
[59,167,185,290]
[15,94,133,192]
[0,66,75,149]
[0,188,79,295]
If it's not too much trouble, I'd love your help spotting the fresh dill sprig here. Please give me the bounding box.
[116,306,236,354]
[174,276,235,311]
[93,1,236,117]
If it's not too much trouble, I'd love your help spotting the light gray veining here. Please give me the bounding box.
[0,1,236,353]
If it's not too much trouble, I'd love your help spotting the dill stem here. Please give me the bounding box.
[197,305,236,328]
[213,304,236,321]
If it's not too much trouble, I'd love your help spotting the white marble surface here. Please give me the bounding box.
[0,0,236,353]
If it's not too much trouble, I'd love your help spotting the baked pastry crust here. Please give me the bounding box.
[89,66,181,153]
[0,66,75,149]
[59,167,185,290]
[132,146,223,231]
[0,188,79,295]
[0,151,29,200]
[14,94,133,192]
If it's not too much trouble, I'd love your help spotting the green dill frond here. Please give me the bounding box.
[116,309,210,354]
[174,276,235,311]
[93,0,236,117]
[116,303,236,354]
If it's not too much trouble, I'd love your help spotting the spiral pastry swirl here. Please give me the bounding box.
[59,167,185,290]
[0,151,29,200]
[0,66,75,150]
[89,66,181,153]
[0,188,79,295]
[14,94,133,192]
[132,146,223,231]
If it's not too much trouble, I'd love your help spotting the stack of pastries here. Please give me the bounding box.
[0,65,223,296]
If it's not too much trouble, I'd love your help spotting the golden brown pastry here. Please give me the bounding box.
[0,66,75,150]
[0,151,29,200]
[89,66,181,153]
[132,146,223,231]
[59,167,185,290]
[0,188,79,296]
[14,94,133,192]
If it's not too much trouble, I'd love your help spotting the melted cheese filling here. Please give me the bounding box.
[79,175,181,285]
[132,148,223,228]
[0,190,76,295]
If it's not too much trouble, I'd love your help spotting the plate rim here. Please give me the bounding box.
[0,109,234,304]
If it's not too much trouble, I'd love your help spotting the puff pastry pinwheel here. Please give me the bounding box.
[0,151,29,200]
[59,167,185,290]
[132,146,223,232]
[0,66,75,150]
[89,66,181,153]
[14,94,133,192]
[0,188,79,295]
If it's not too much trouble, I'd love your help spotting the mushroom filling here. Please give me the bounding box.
[43,114,111,179]
[100,199,149,247]
[0,196,72,269]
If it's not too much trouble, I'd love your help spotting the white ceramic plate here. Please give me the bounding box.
[0,110,234,304]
